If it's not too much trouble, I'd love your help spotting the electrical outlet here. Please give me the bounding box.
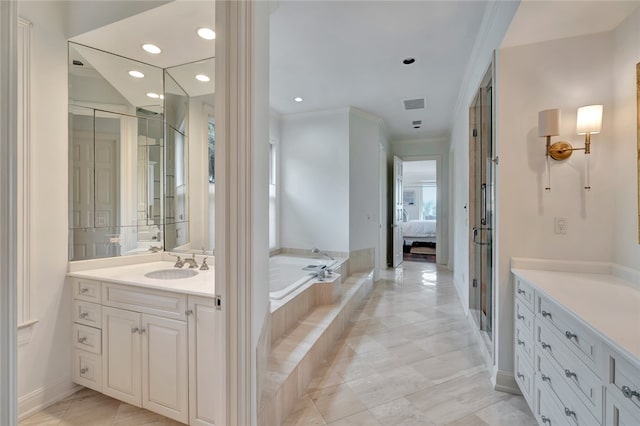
[554,217,567,235]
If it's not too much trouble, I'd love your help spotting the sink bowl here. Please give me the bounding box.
[145,269,198,280]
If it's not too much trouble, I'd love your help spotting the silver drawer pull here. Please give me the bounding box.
[78,336,87,343]
[517,288,526,295]
[517,339,525,346]
[564,331,577,340]
[517,373,524,380]
[564,408,576,418]
[80,367,88,374]
[80,287,89,294]
[541,415,551,424]
[139,328,146,334]
[541,342,551,350]
[564,369,577,379]
[79,312,89,318]
[541,310,552,318]
[541,374,551,382]
[622,385,640,400]
[185,309,193,316]
[131,327,139,334]
[517,314,525,320]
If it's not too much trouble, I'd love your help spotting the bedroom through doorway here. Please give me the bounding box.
[402,160,437,263]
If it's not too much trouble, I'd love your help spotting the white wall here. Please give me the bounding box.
[280,109,350,252]
[392,138,451,266]
[497,31,615,377]
[17,1,76,414]
[612,7,640,268]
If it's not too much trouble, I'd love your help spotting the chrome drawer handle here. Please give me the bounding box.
[78,336,87,343]
[517,339,525,346]
[80,287,89,294]
[80,367,88,374]
[517,288,526,295]
[185,309,193,316]
[79,312,89,318]
[541,310,552,318]
[541,342,551,350]
[517,373,524,380]
[517,314,525,320]
[564,331,577,340]
[131,327,139,334]
[564,408,576,418]
[541,415,551,424]
[564,369,577,379]
[622,385,640,400]
[541,374,551,382]
[139,328,146,334]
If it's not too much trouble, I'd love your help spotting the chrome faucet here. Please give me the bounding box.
[148,245,163,253]
[184,254,199,269]
[199,257,209,271]
[171,255,184,268]
[311,247,335,261]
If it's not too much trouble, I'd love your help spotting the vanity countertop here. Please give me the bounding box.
[512,268,640,364]
[68,261,215,298]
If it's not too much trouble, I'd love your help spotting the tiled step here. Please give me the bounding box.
[258,272,374,426]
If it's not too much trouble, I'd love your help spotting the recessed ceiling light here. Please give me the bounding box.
[403,57,416,65]
[197,27,216,40]
[294,97,303,103]
[146,92,160,99]
[142,44,162,54]
[128,70,145,78]
[195,74,210,82]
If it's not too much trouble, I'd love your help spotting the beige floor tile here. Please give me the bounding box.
[309,383,368,424]
[327,409,381,425]
[282,395,327,426]
[368,397,436,426]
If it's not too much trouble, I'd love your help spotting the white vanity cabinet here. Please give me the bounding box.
[70,276,217,426]
[512,268,640,426]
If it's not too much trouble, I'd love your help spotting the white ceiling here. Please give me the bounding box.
[270,1,488,141]
[403,160,437,186]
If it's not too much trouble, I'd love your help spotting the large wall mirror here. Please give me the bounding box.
[68,42,214,260]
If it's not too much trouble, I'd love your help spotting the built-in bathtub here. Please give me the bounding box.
[269,255,339,300]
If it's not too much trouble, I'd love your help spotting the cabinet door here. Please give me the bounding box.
[141,314,188,424]
[189,296,219,426]
[102,306,141,406]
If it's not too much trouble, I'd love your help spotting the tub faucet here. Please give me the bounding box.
[311,247,335,261]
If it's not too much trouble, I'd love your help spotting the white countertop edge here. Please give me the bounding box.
[511,267,640,369]
[69,253,163,272]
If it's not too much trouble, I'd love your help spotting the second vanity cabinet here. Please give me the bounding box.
[70,277,217,426]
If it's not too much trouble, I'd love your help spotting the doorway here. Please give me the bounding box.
[402,160,438,263]
[469,64,495,346]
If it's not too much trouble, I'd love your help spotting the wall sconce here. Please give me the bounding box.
[538,105,603,190]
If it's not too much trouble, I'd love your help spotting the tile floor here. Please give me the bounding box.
[282,261,538,425]
[20,261,537,426]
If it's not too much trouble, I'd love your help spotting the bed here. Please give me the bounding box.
[402,219,436,245]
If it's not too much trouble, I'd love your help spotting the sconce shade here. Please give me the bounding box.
[577,104,603,134]
[538,109,561,137]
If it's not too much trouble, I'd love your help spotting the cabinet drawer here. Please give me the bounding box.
[537,294,601,373]
[515,348,534,404]
[515,278,535,311]
[72,300,102,328]
[72,349,102,392]
[536,344,603,422]
[102,283,187,321]
[72,323,102,355]
[609,350,640,416]
[536,372,600,426]
[70,278,102,303]
[536,377,572,426]
[606,389,640,426]
[516,322,535,367]
[515,297,535,339]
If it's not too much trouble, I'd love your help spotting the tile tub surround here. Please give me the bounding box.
[282,262,537,426]
[347,247,375,275]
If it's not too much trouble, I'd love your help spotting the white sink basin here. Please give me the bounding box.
[145,269,198,280]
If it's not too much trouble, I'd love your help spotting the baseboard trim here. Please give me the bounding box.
[492,368,520,395]
[18,377,81,420]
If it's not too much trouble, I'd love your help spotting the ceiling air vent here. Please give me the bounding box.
[412,120,422,126]
[403,98,425,111]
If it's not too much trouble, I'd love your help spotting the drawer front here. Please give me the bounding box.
[538,294,601,373]
[73,300,102,328]
[536,373,600,426]
[536,377,572,426]
[610,350,640,415]
[536,322,603,419]
[515,278,535,311]
[606,390,640,426]
[70,277,102,303]
[72,349,102,392]
[515,297,535,339]
[102,283,187,321]
[516,322,535,367]
[515,348,534,403]
[536,345,603,422]
[72,323,102,355]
